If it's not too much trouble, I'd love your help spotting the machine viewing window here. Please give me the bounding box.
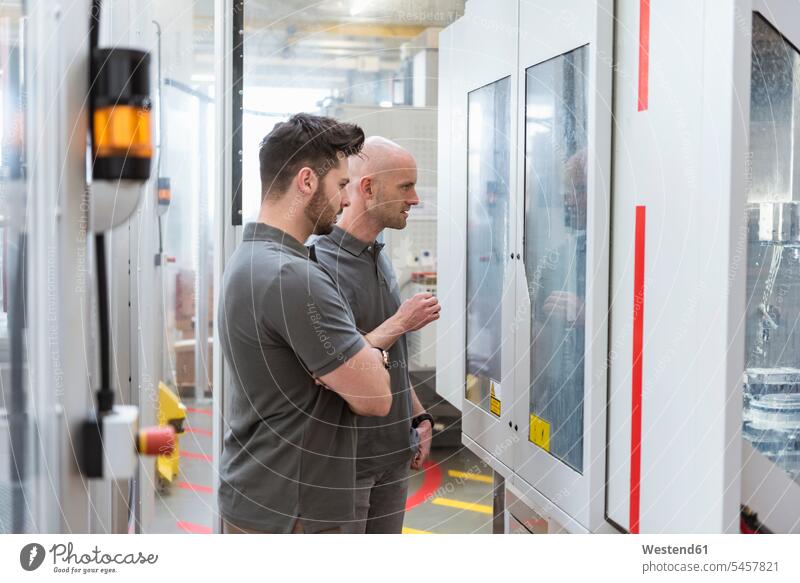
[523,46,588,473]
[465,77,511,416]
[743,13,800,484]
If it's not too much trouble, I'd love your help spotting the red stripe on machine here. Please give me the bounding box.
[638,0,651,111]
[630,205,646,533]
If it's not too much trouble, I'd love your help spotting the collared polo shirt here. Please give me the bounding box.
[217,222,365,532]
[313,226,418,477]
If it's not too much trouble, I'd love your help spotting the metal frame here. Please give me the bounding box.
[25,0,66,534]
[231,0,243,226]
[47,0,93,533]
[435,23,461,411]
[213,0,240,533]
[194,95,212,403]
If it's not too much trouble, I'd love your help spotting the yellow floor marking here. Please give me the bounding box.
[402,527,432,534]
[447,470,493,484]
[431,497,493,515]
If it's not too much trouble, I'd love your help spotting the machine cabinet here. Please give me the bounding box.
[437,0,520,475]
[437,0,613,530]
[439,0,800,533]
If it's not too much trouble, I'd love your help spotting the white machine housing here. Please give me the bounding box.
[437,0,800,533]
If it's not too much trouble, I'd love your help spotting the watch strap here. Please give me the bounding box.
[412,413,434,429]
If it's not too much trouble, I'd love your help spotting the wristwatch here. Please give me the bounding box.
[411,412,434,430]
[374,346,391,370]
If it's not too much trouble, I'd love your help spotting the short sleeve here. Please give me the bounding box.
[264,259,365,377]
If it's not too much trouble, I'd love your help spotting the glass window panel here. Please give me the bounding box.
[524,46,588,472]
[465,77,511,415]
[743,13,800,484]
[149,2,217,532]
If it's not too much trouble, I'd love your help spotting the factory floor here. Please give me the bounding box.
[152,398,494,534]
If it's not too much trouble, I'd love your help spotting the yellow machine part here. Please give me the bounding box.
[92,104,153,159]
[157,382,186,484]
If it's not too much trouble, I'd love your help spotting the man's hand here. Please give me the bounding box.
[410,419,433,470]
[397,292,440,333]
[542,290,584,325]
[364,295,440,353]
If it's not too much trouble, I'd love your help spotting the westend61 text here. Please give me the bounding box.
[642,544,708,555]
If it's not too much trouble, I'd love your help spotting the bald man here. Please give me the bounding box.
[312,136,441,533]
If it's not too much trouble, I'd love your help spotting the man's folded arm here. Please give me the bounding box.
[317,343,391,416]
[266,262,391,417]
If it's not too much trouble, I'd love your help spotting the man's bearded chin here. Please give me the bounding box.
[306,188,337,236]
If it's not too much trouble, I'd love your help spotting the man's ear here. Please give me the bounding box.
[296,167,317,196]
[361,175,375,199]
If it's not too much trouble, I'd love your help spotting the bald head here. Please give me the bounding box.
[341,136,419,232]
[349,136,414,181]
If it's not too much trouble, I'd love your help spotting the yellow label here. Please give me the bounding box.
[489,381,501,416]
[529,414,550,451]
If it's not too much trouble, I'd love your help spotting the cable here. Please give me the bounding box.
[89,0,101,146]
[89,0,113,414]
[153,20,163,180]
[89,0,101,51]
[95,233,113,412]
[153,20,165,257]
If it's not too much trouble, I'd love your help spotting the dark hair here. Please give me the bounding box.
[259,113,365,199]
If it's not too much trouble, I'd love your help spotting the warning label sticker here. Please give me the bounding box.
[490,380,501,417]
[529,414,550,451]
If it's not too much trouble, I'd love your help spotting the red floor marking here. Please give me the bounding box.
[177,521,212,534]
[187,407,212,416]
[177,481,213,494]
[184,426,212,437]
[405,461,443,511]
[638,0,651,111]
[180,450,213,462]
[630,205,646,534]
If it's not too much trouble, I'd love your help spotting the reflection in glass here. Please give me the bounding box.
[744,14,800,483]
[524,47,588,472]
[465,77,511,415]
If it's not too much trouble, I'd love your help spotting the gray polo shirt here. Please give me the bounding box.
[313,226,418,477]
[217,222,365,533]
